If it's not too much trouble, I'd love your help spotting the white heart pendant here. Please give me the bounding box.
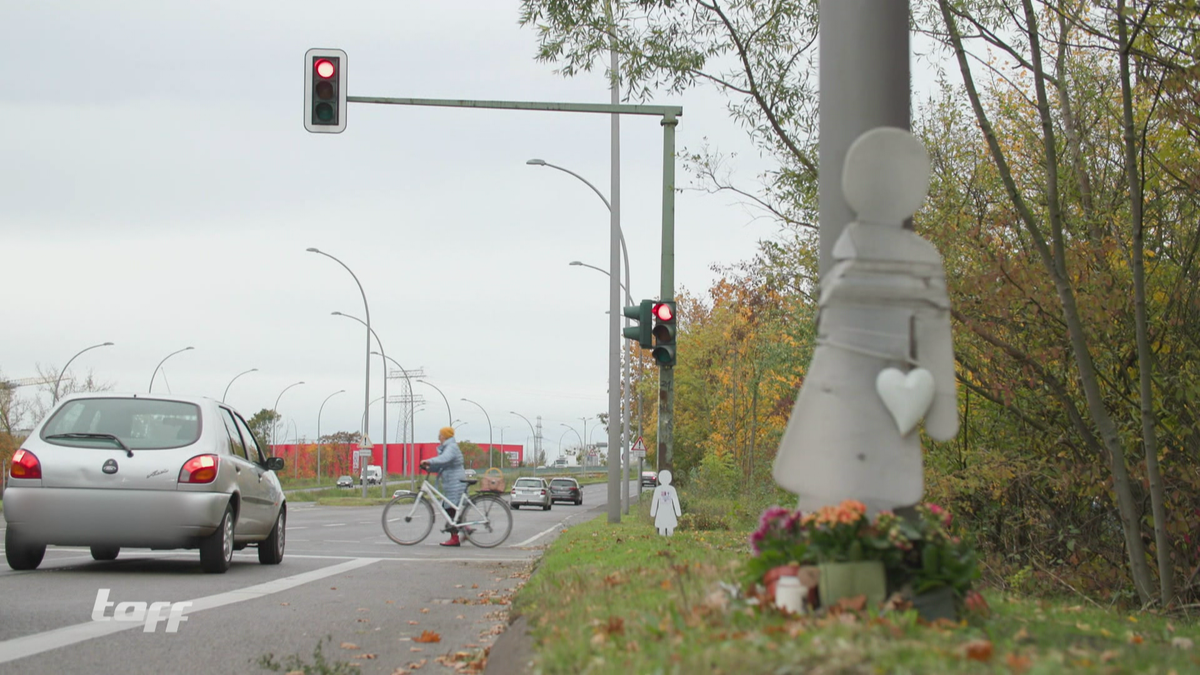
[875,367,935,436]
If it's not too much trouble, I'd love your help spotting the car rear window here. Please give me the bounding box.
[550,479,575,487]
[42,398,201,450]
[515,478,542,488]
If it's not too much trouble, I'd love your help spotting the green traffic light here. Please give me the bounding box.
[315,103,335,122]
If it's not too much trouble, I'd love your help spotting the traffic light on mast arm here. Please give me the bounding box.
[622,299,654,349]
[304,48,347,133]
[652,301,677,367]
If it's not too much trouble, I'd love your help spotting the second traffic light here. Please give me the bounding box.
[652,301,677,367]
[622,300,654,349]
[304,48,348,133]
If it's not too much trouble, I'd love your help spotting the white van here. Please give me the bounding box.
[365,465,382,485]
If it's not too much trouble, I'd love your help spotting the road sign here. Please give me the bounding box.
[631,437,646,453]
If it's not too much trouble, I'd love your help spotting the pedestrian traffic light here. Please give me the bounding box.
[622,299,654,349]
[652,301,677,367]
[304,48,348,133]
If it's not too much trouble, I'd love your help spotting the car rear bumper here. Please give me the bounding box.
[510,496,549,507]
[3,486,231,548]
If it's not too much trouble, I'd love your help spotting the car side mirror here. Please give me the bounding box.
[265,456,285,472]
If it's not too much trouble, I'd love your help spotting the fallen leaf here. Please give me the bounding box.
[355,653,377,660]
[410,647,424,652]
[286,670,305,675]
[390,669,409,675]
[421,607,430,613]
[387,600,395,604]
[835,595,867,612]
[1076,623,1091,631]
[414,630,442,643]
[408,620,420,625]
[1171,637,1194,650]
[1099,650,1121,663]
[1129,633,1144,645]
[1005,652,1032,674]
[340,642,359,650]
[408,658,428,669]
[471,584,479,589]
[660,579,671,590]
[357,618,369,623]
[1013,627,1033,643]
[1128,616,1139,622]
[963,639,994,662]
[280,602,290,606]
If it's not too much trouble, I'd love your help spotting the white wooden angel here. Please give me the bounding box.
[650,469,681,536]
[772,127,958,514]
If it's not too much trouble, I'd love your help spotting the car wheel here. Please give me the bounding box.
[5,528,46,571]
[200,503,235,574]
[543,503,551,511]
[576,498,583,505]
[258,507,286,565]
[90,545,120,561]
[511,503,518,510]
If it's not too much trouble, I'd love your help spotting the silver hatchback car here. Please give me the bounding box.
[3,393,287,573]
[510,477,551,510]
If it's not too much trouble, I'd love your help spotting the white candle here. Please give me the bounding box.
[775,575,806,615]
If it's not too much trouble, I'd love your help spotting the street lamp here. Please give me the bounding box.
[510,411,538,468]
[529,158,630,521]
[332,311,390,492]
[371,350,417,479]
[272,381,305,448]
[149,346,194,393]
[317,389,345,485]
[560,423,584,466]
[418,380,453,426]
[222,368,258,403]
[307,248,372,444]
[54,341,114,404]
[461,398,493,469]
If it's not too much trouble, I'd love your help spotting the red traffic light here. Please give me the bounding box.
[314,59,336,79]
[652,302,674,322]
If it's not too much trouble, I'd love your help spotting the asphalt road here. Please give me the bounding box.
[0,480,639,674]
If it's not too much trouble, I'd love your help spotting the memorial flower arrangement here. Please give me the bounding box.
[745,500,980,610]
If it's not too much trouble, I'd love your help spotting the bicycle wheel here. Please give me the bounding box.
[460,494,513,548]
[382,493,435,545]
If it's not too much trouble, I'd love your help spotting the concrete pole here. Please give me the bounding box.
[817,0,911,278]
[605,0,624,524]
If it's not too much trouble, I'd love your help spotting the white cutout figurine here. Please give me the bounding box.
[650,469,681,536]
[772,128,958,513]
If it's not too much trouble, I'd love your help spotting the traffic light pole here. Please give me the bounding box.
[658,113,677,476]
[344,93,681,522]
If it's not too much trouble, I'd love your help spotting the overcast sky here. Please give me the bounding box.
[1,0,795,459]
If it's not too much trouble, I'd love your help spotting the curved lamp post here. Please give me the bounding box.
[317,389,345,485]
[530,158,632,518]
[149,346,194,393]
[418,380,453,426]
[510,411,538,468]
[307,248,372,443]
[332,312,390,492]
[372,350,417,478]
[560,423,584,466]
[461,398,493,469]
[222,367,258,403]
[54,341,113,404]
[271,381,305,448]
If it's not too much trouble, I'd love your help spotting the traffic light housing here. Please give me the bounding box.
[622,299,654,349]
[304,48,348,133]
[652,301,677,367]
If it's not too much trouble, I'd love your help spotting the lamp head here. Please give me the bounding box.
[185,346,195,351]
[526,159,547,166]
[102,342,114,346]
[331,311,344,316]
[569,261,582,266]
[306,247,320,253]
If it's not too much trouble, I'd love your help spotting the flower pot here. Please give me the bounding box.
[911,585,957,622]
[818,560,886,608]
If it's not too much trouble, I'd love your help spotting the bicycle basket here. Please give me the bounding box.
[479,467,505,493]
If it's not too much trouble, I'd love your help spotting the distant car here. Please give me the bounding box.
[336,475,354,488]
[464,469,477,479]
[641,471,658,487]
[510,477,551,511]
[548,477,582,505]
[3,393,287,574]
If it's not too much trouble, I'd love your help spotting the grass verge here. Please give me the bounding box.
[512,511,1200,674]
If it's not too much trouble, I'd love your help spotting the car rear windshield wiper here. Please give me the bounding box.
[45,433,134,457]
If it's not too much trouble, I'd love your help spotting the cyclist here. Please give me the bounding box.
[419,426,468,546]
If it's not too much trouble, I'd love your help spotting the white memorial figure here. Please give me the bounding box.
[772,127,958,513]
[649,469,681,536]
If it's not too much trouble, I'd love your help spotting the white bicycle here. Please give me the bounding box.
[382,475,513,548]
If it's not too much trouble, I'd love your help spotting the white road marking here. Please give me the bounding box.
[0,558,376,665]
[321,523,345,527]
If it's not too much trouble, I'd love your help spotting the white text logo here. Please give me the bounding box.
[91,589,192,633]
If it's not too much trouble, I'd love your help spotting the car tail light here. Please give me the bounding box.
[540,489,546,496]
[179,454,219,484]
[10,449,41,479]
